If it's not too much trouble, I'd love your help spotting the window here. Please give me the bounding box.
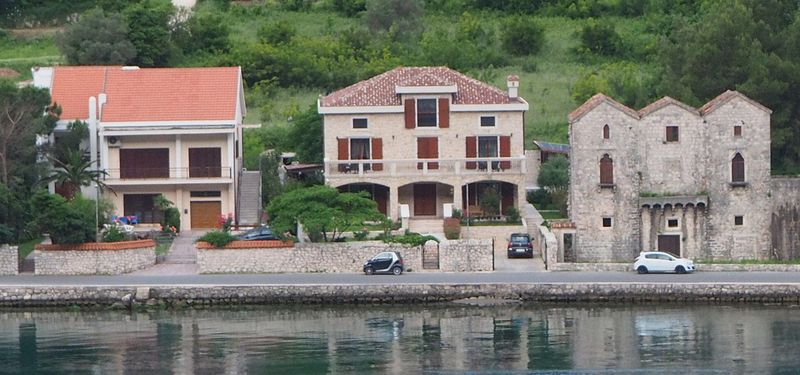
[350,138,371,160]
[189,147,222,178]
[666,126,679,142]
[734,125,742,137]
[352,118,368,129]
[734,215,744,226]
[731,153,745,183]
[602,217,612,227]
[599,154,614,186]
[120,148,169,178]
[417,99,437,127]
[190,191,221,197]
[123,194,162,223]
[480,116,496,127]
[478,136,499,170]
[667,218,679,228]
[603,124,609,139]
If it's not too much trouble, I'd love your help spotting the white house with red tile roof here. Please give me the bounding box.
[318,67,529,224]
[33,66,259,231]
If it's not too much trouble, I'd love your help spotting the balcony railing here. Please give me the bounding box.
[105,167,232,180]
[325,157,526,178]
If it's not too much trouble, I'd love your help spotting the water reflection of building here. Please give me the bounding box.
[0,305,792,372]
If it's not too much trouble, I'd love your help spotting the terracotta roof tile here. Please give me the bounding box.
[699,90,772,115]
[638,96,699,117]
[51,66,241,122]
[320,66,522,107]
[568,93,639,123]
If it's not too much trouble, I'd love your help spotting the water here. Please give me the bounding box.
[0,303,799,374]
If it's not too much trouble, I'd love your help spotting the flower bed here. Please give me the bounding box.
[34,240,156,275]
[196,240,294,249]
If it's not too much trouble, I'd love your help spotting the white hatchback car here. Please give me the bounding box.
[634,251,696,274]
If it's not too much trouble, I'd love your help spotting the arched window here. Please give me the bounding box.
[603,124,610,139]
[600,154,613,186]
[731,153,745,183]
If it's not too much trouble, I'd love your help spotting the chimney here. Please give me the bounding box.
[507,75,520,99]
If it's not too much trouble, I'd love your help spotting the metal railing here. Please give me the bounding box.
[105,167,232,180]
[324,157,526,177]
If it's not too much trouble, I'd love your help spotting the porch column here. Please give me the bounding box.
[453,181,463,212]
[389,185,399,221]
[640,207,650,253]
[174,135,182,178]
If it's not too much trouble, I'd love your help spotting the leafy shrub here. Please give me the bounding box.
[257,20,295,45]
[353,227,369,241]
[505,207,521,224]
[332,0,366,16]
[443,218,460,240]
[197,230,236,248]
[479,187,501,216]
[501,17,544,56]
[102,224,125,242]
[30,191,97,244]
[577,19,622,56]
[383,232,439,247]
[217,213,234,233]
[0,224,12,244]
[164,207,181,233]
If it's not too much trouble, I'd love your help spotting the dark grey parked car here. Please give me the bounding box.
[236,225,278,240]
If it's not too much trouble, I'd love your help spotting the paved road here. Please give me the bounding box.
[2,271,800,286]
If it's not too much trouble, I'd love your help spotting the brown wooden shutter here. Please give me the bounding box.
[371,138,383,171]
[438,98,449,128]
[466,136,477,170]
[417,138,426,170]
[337,138,349,172]
[404,99,415,129]
[417,137,439,170]
[600,154,613,185]
[499,135,511,170]
[732,153,744,183]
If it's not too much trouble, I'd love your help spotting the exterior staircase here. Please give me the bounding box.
[407,218,444,234]
[237,171,261,226]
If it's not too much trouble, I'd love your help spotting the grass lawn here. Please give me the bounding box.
[16,237,44,259]
[539,210,567,220]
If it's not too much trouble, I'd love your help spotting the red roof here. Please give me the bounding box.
[50,66,241,122]
[320,66,523,107]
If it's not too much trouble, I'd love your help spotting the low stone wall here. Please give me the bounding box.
[198,241,424,274]
[439,239,493,272]
[0,244,18,275]
[2,283,800,307]
[549,262,800,272]
[771,176,800,260]
[34,240,156,275]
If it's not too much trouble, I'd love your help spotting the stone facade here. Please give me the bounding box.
[771,177,800,259]
[0,244,18,276]
[198,240,494,274]
[568,92,773,261]
[35,241,156,275]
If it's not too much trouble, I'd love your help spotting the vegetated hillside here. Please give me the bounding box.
[2,0,799,174]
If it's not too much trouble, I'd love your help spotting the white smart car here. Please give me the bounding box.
[633,251,696,274]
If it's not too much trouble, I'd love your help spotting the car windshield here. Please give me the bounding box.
[510,235,529,243]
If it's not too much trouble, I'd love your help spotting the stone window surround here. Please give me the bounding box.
[603,124,610,139]
[730,152,747,187]
[666,217,680,230]
[734,125,742,137]
[480,115,496,127]
[416,98,438,127]
[734,215,744,226]
[665,126,679,143]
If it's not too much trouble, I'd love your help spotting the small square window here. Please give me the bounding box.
[734,216,743,226]
[602,217,612,227]
[666,126,679,142]
[667,219,679,228]
[480,116,496,127]
[734,125,742,137]
[352,118,368,129]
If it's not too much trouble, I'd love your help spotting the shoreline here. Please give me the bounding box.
[1,282,799,308]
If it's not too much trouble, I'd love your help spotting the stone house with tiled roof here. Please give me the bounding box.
[33,66,258,231]
[565,90,796,262]
[318,67,529,224]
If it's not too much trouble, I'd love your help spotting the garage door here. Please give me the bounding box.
[190,201,221,229]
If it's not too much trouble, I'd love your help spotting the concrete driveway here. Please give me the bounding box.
[493,238,546,272]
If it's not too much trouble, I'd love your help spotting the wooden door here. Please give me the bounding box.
[414,184,437,216]
[190,201,221,229]
[657,234,680,256]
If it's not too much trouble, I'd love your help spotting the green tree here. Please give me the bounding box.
[29,191,98,244]
[266,185,383,242]
[176,11,230,54]
[500,16,544,56]
[42,150,111,200]
[572,62,656,108]
[364,0,423,42]
[124,0,176,67]
[577,19,622,56]
[537,155,570,216]
[56,7,136,65]
[288,105,323,163]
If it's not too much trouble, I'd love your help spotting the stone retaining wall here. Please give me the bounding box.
[549,262,800,272]
[0,244,18,275]
[34,240,156,275]
[198,241,424,274]
[439,239,493,271]
[2,283,800,308]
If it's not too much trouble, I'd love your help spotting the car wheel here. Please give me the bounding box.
[365,267,374,275]
[637,266,648,274]
[675,265,686,274]
[392,266,402,276]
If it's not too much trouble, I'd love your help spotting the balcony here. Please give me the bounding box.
[325,157,526,178]
[104,167,233,185]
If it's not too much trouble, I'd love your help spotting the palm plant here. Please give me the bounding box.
[43,149,111,200]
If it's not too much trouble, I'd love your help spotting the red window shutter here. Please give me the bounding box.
[429,138,439,169]
[466,136,477,170]
[438,98,449,128]
[600,155,613,185]
[337,138,349,172]
[417,138,426,170]
[499,135,511,169]
[404,99,415,129]
[417,138,439,170]
[371,138,383,171]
